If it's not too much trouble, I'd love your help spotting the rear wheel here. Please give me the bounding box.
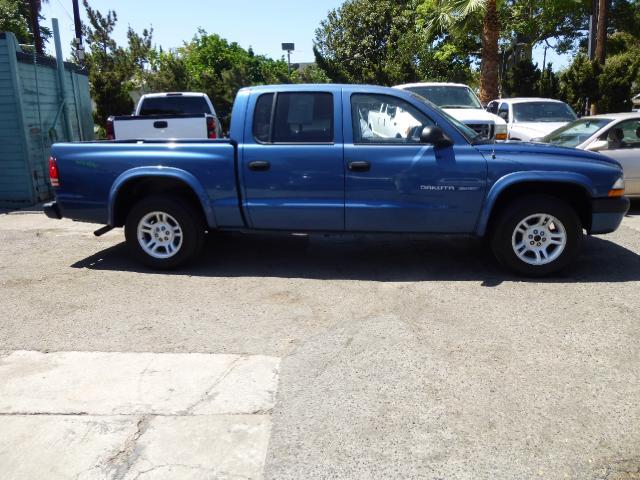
[125,195,205,269]
[490,195,582,276]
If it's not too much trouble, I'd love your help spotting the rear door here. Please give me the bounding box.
[241,91,345,230]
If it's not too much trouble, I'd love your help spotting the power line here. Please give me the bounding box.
[54,0,75,23]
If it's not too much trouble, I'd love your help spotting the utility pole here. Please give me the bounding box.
[71,0,85,63]
[595,0,608,65]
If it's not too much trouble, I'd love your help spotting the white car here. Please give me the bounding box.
[540,112,640,196]
[394,82,507,141]
[486,97,577,142]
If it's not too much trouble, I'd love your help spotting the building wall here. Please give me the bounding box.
[0,32,94,207]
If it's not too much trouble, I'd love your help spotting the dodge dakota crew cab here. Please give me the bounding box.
[44,84,630,276]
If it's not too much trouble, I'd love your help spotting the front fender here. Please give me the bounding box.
[475,171,595,236]
[108,166,216,227]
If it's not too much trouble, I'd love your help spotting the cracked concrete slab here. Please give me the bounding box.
[0,351,280,479]
[0,351,279,415]
[122,415,271,480]
[0,414,271,480]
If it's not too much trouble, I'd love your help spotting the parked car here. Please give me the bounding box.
[394,82,508,141]
[486,97,577,142]
[106,92,222,140]
[538,112,640,196]
[44,84,628,276]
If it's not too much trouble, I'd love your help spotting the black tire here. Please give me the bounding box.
[124,195,205,269]
[490,195,582,277]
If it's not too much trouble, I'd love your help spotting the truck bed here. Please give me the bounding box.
[51,139,242,228]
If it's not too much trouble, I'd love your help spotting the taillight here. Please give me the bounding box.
[106,117,115,140]
[206,117,217,139]
[49,156,60,187]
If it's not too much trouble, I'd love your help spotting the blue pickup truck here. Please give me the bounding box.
[44,84,629,275]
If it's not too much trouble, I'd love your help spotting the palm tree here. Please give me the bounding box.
[26,0,49,54]
[424,0,500,103]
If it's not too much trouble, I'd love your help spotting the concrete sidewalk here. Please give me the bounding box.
[0,351,280,479]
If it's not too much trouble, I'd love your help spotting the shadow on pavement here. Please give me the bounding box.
[71,229,640,285]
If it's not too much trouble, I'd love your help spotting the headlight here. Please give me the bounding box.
[494,124,508,141]
[609,177,625,197]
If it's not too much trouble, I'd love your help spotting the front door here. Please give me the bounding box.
[242,91,344,230]
[344,92,487,233]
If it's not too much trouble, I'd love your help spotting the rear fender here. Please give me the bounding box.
[108,167,216,227]
[475,171,594,236]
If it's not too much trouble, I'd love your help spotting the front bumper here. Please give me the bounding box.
[43,201,62,220]
[590,196,630,234]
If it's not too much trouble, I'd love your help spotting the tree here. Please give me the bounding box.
[421,0,500,102]
[559,54,601,114]
[0,0,50,51]
[314,0,474,85]
[81,0,151,127]
[314,0,421,84]
[502,59,540,96]
[26,0,49,54]
[0,0,30,44]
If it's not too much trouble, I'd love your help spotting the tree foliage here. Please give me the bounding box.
[0,0,50,51]
[314,0,474,85]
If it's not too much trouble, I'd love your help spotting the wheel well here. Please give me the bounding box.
[486,182,592,234]
[112,177,207,227]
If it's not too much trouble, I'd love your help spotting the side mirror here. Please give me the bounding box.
[420,126,453,147]
[586,139,608,152]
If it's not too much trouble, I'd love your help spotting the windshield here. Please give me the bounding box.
[541,118,612,147]
[139,96,212,115]
[513,102,577,123]
[404,85,482,109]
[407,92,479,143]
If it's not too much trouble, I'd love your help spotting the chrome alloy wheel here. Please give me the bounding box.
[137,211,183,259]
[511,213,567,266]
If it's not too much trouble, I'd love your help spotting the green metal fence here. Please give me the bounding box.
[0,32,93,208]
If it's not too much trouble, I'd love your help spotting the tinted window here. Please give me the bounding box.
[253,93,273,143]
[272,93,333,143]
[139,96,211,115]
[512,102,577,123]
[351,93,435,144]
[487,101,499,114]
[404,85,482,109]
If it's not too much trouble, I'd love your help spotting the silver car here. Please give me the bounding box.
[541,112,640,196]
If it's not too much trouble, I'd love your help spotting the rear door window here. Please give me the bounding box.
[252,92,334,144]
[272,93,334,143]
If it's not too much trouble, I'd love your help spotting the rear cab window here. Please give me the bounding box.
[139,96,212,115]
[252,92,334,143]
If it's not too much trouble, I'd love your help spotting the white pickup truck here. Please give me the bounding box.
[394,82,508,141]
[106,92,223,140]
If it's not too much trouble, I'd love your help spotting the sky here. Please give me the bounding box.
[42,0,570,70]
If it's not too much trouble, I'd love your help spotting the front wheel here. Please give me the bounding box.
[125,195,205,269]
[490,195,582,276]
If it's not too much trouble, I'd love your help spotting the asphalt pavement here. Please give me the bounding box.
[1,204,639,479]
